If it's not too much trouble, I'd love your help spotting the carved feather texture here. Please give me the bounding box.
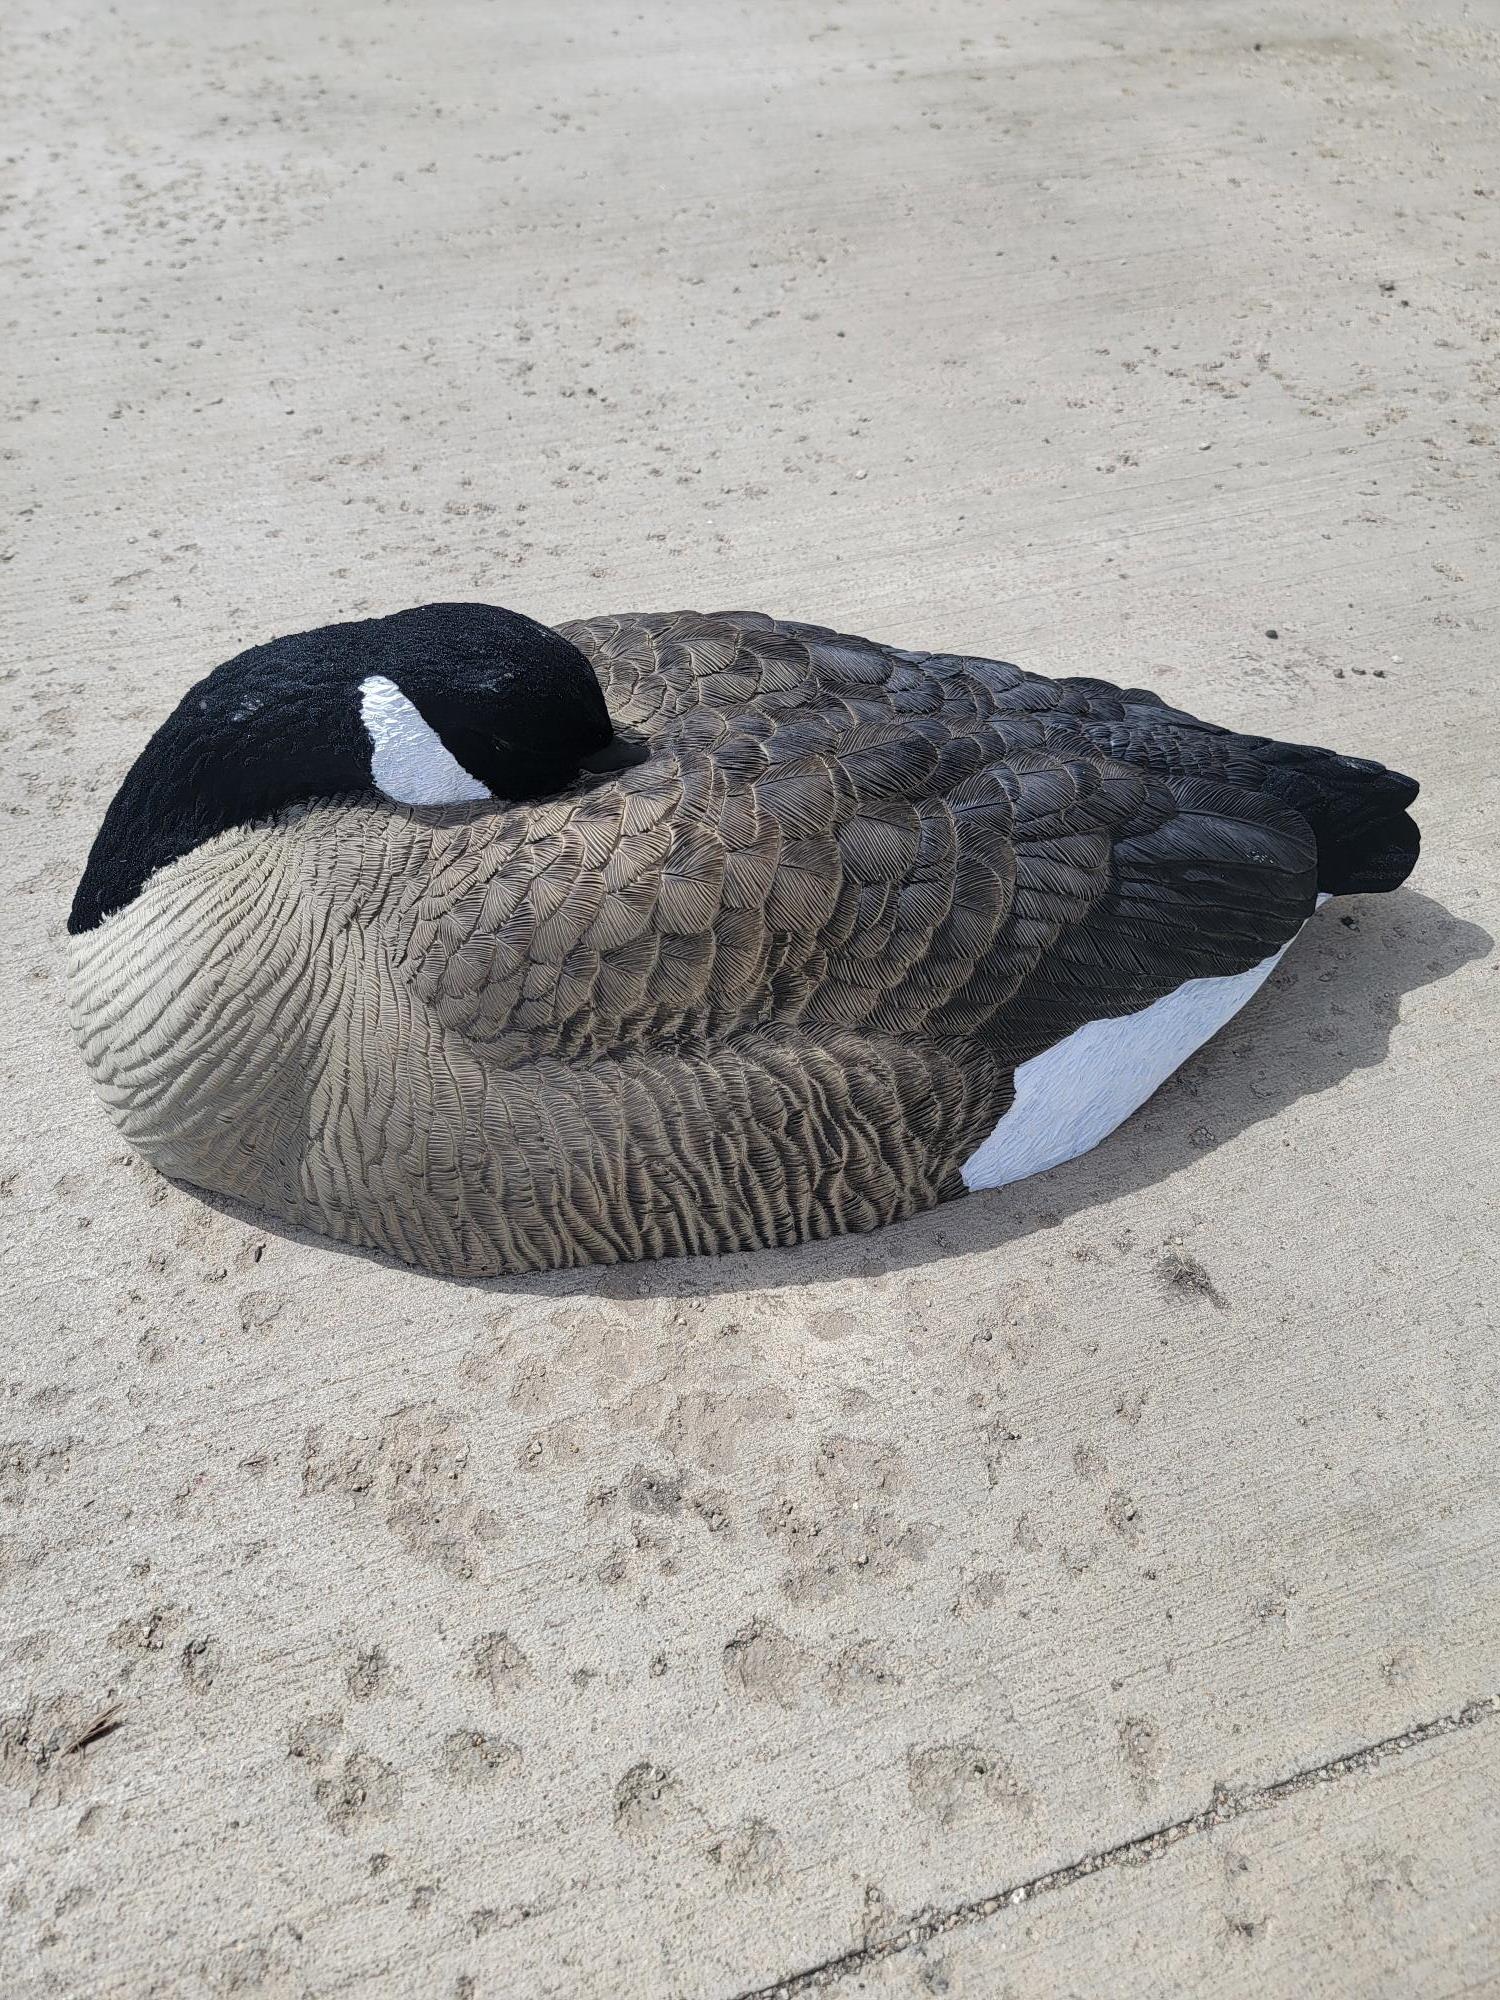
[68,609,1417,1277]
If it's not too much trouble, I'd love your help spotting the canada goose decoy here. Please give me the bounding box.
[67,602,1420,1278]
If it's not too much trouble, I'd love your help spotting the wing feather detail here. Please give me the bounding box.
[397,612,1320,1071]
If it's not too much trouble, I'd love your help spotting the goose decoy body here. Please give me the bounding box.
[67,602,1420,1278]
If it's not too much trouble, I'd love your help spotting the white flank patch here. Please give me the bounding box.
[359,673,491,806]
[961,898,1329,1192]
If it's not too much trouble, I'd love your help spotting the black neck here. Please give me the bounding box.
[68,603,616,934]
[69,700,366,935]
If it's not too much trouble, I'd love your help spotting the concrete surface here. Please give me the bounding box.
[836,1724,1500,1998]
[3,1,1497,1996]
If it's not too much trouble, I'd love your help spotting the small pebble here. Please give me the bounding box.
[1264,627,1279,639]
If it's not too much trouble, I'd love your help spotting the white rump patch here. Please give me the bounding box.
[359,673,490,806]
[961,899,1329,1192]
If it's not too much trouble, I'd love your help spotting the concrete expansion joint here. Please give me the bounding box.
[735,1695,1499,2000]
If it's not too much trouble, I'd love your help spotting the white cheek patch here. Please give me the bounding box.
[359,673,491,807]
[962,897,1330,1192]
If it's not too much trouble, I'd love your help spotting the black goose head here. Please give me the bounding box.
[68,602,646,936]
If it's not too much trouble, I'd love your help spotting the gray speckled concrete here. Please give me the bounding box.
[2,1,1497,1995]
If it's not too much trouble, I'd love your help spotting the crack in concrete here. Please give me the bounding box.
[735,1694,1498,1999]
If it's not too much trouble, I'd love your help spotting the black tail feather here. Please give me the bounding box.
[1033,674,1422,905]
[1316,806,1421,896]
[1253,755,1420,898]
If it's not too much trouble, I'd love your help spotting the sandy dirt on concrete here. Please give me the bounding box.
[2,1,1497,1995]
